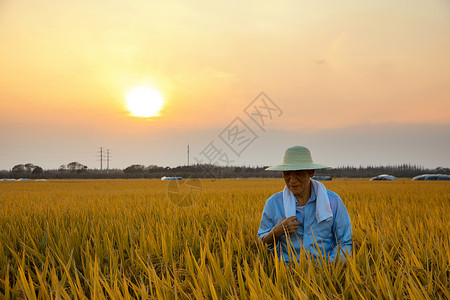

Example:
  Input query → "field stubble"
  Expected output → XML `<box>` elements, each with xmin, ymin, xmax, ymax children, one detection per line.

<box><xmin>0</xmin><ymin>179</ymin><xmax>449</xmax><ymax>299</ymax></box>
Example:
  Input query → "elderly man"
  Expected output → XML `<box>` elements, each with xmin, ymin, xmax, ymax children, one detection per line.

<box><xmin>257</xmin><ymin>146</ymin><xmax>352</xmax><ymax>262</ymax></box>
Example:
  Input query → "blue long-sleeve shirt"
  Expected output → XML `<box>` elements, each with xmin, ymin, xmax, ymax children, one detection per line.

<box><xmin>257</xmin><ymin>189</ymin><xmax>352</xmax><ymax>262</ymax></box>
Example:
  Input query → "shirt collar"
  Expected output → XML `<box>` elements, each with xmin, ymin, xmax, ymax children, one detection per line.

<box><xmin>296</xmin><ymin>186</ymin><xmax>316</xmax><ymax>206</ymax></box>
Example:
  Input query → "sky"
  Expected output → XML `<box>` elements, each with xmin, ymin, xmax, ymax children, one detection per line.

<box><xmin>1</xmin><ymin>0</ymin><xmax>449</xmax><ymax>170</ymax></box>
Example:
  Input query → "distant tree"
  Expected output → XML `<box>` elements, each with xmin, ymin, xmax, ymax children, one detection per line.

<box><xmin>32</xmin><ymin>166</ymin><xmax>44</xmax><ymax>175</ymax></box>
<box><xmin>58</xmin><ymin>165</ymin><xmax>67</xmax><ymax>172</ymax></box>
<box><xmin>124</xmin><ymin>164</ymin><xmax>146</xmax><ymax>173</ymax></box>
<box><xmin>67</xmin><ymin>162</ymin><xmax>88</xmax><ymax>173</ymax></box>
<box><xmin>24</xmin><ymin>163</ymin><xmax>36</xmax><ymax>173</ymax></box>
<box><xmin>147</xmin><ymin>165</ymin><xmax>164</xmax><ymax>173</ymax></box>
<box><xmin>11</xmin><ymin>163</ymin><xmax>43</xmax><ymax>177</ymax></box>
<box><xmin>436</xmin><ymin>167</ymin><xmax>450</xmax><ymax>174</ymax></box>
<box><xmin>12</xmin><ymin>164</ymin><xmax>26</xmax><ymax>173</ymax></box>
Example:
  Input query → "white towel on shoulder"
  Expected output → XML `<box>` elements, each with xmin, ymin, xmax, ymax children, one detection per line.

<box><xmin>283</xmin><ymin>179</ymin><xmax>333</xmax><ymax>223</ymax></box>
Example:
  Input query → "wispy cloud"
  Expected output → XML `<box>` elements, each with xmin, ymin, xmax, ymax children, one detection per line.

<box><xmin>315</xmin><ymin>59</ymin><xmax>327</xmax><ymax>65</ymax></box>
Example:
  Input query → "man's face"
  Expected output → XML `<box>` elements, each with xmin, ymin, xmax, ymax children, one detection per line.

<box><xmin>282</xmin><ymin>170</ymin><xmax>315</xmax><ymax>196</ymax></box>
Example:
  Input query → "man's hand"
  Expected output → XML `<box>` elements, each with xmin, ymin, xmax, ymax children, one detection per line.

<box><xmin>273</xmin><ymin>216</ymin><xmax>299</xmax><ymax>237</ymax></box>
<box><xmin>261</xmin><ymin>216</ymin><xmax>299</xmax><ymax>248</ymax></box>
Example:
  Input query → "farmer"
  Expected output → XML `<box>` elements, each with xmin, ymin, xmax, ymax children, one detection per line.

<box><xmin>257</xmin><ymin>146</ymin><xmax>352</xmax><ymax>262</ymax></box>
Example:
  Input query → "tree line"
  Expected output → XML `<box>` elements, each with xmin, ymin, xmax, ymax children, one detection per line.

<box><xmin>1</xmin><ymin>162</ymin><xmax>448</xmax><ymax>179</ymax></box>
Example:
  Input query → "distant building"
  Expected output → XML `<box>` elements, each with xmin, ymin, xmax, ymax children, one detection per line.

<box><xmin>412</xmin><ymin>174</ymin><xmax>450</xmax><ymax>181</ymax></box>
<box><xmin>312</xmin><ymin>176</ymin><xmax>332</xmax><ymax>181</ymax></box>
<box><xmin>370</xmin><ymin>174</ymin><xmax>396</xmax><ymax>181</ymax></box>
<box><xmin>161</xmin><ymin>176</ymin><xmax>183</xmax><ymax>181</ymax></box>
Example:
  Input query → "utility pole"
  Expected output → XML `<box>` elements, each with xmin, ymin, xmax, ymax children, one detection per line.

<box><xmin>106</xmin><ymin>149</ymin><xmax>110</xmax><ymax>173</ymax></box>
<box><xmin>187</xmin><ymin>144</ymin><xmax>190</xmax><ymax>166</ymax></box>
<box><xmin>99</xmin><ymin>147</ymin><xmax>103</xmax><ymax>172</ymax></box>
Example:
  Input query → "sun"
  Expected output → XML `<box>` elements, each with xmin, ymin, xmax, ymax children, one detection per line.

<box><xmin>125</xmin><ymin>86</ymin><xmax>164</xmax><ymax>117</ymax></box>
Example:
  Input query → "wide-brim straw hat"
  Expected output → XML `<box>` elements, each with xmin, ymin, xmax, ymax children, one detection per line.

<box><xmin>266</xmin><ymin>146</ymin><xmax>329</xmax><ymax>171</ymax></box>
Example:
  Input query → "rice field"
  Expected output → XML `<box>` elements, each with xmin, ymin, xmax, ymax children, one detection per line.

<box><xmin>0</xmin><ymin>178</ymin><xmax>449</xmax><ymax>299</ymax></box>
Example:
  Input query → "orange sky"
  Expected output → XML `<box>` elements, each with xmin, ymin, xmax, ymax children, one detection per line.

<box><xmin>1</xmin><ymin>0</ymin><xmax>449</xmax><ymax>169</ymax></box>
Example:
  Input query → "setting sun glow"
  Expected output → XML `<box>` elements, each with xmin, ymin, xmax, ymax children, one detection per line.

<box><xmin>125</xmin><ymin>87</ymin><xmax>164</xmax><ymax>117</ymax></box>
